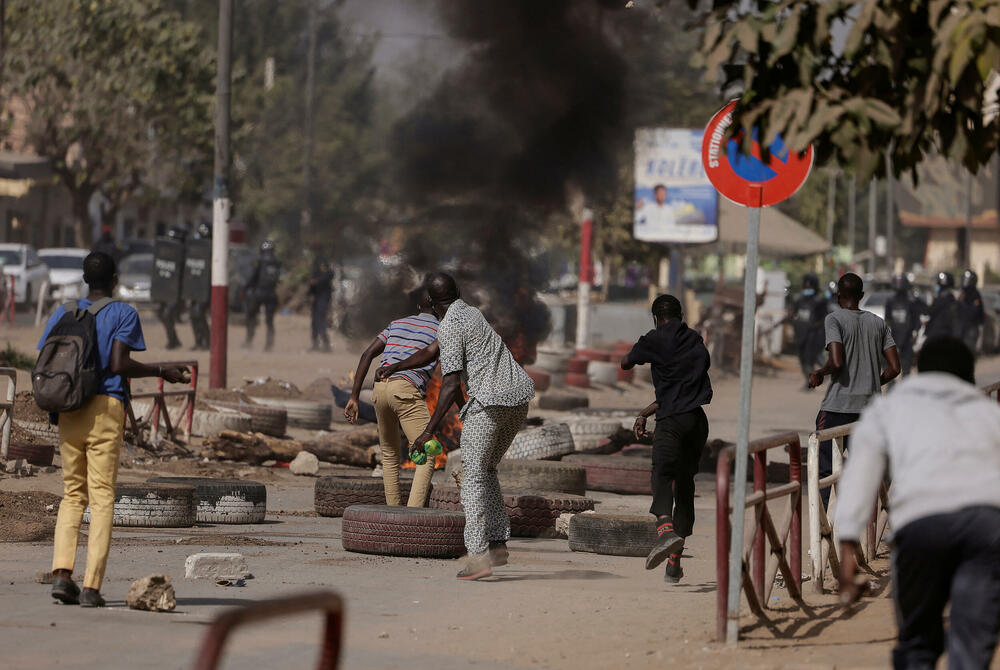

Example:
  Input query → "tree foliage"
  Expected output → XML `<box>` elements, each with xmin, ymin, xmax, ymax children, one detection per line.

<box><xmin>1</xmin><ymin>0</ymin><xmax>214</xmax><ymax>246</ymax></box>
<box><xmin>690</xmin><ymin>0</ymin><xmax>1000</xmax><ymax>178</ymax></box>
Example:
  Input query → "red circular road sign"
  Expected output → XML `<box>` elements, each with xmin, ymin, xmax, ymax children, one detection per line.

<box><xmin>701</xmin><ymin>99</ymin><xmax>813</xmax><ymax>208</ymax></box>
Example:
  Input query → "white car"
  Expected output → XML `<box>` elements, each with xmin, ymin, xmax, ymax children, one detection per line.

<box><xmin>39</xmin><ymin>248</ymin><xmax>89</xmax><ymax>302</ymax></box>
<box><xmin>114</xmin><ymin>253</ymin><xmax>153</xmax><ymax>303</ymax></box>
<box><xmin>0</xmin><ymin>243</ymin><xmax>50</xmax><ymax>307</ymax></box>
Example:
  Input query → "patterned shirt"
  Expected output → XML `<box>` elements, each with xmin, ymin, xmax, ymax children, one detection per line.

<box><xmin>437</xmin><ymin>299</ymin><xmax>534</xmax><ymax>415</ymax></box>
<box><xmin>378</xmin><ymin>312</ymin><xmax>439</xmax><ymax>395</ymax></box>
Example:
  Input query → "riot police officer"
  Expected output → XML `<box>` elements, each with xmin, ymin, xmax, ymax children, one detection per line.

<box><xmin>884</xmin><ymin>274</ymin><xmax>924</xmax><ymax>375</ymax></box>
<box><xmin>308</xmin><ymin>257</ymin><xmax>334</xmax><ymax>352</ymax></box>
<box><xmin>185</xmin><ymin>222</ymin><xmax>212</xmax><ymax>351</ymax></box>
<box><xmin>790</xmin><ymin>273</ymin><xmax>828</xmax><ymax>388</ymax></box>
<box><xmin>925</xmin><ymin>271</ymin><xmax>963</xmax><ymax>341</ymax></box>
<box><xmin>152</xmin><ymin>226</ymin><xmax>186</xmax><ymax>350</ymax></box>
<box><xmin>244</xmin><ymin>239</ymin><xmax>281</xmax><ymax>351</ymax></box>
<box><xmin>959</xmin><ymin>269</ymin><xmax>985</xmax><ymax>354</ymax></box>
<box><xmin>825</xmin><ymin>280</ymin><xmax>840</xmax><ymax>313</ymax></box>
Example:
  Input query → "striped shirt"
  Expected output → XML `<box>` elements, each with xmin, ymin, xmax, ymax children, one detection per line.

<box><xmin>378</xmin><ymin>312</ymin><xmax>439</xmax><ymax>394</ymax></box>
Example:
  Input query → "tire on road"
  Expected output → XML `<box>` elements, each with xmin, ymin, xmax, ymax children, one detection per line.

<box><xmin>568</xmin><ymin>513</ymin><xmax>658</xmax><ymax>556</ymax></box>
<box><xmin>16</xmin><ymin>420</ymin><xmax>59</xmax><ymax>442</ymax></box>
<box><xmin>587</xmin><ymin>361</ymin><xmax>620</xmax><ymax>386</ymax></box>
<box><xmin>7</xmin><ymin>442</ymin><xmax>55</xmax><ymax>467</ymax></box>
<box><xmin>534</xmin><ymin>349</ymin><xmax>572</xmax><ymax>373</ymax></box>
<box><xmin>251</xmin><ymin>397</ymin><xmax>331</xmax><ymax>430</ymax></box>
<box><xmin>562</xmin><ymin>454</ymin><xmax>653</xmax><ymax>494</ymax></box>
<box><xmin>537</xmin><ymin>393</ymin><xmax>589</xmax><ymax>411</ymax></box>
<box><xmin>566</xmin><ymin>357</ymin><xmax>590</xmax><ymax>374</ymax></box>
<box><xmin>620</xmin><ymin>444</ymin><xmax>653</xmax><ymax>458</ymax></box>
<box><xmin>83</xmin><ymin>482</ymin><xmax>196</xmax><ymax>528</ymax></box>
<box><xmin>314</xmin><ymin>476</ymin><xmax>428</xmax><ymax>517</ymax></box>
<box><xmin>497</xmin><ymin>459</ymin><xmax>587</xmax><ymax>496</ymax></box>
<box><xmin>505</xmin><ymin>423</ymin><xmax>575</xmax><ymax>460</ymax></box>
<box><xmin>564</xmin><ymin>372</ymin><xmax>590</xmax><ymax>388</ymax></box>
<box><xmin>341</xmin><ymin>505</ymin><xmax>466</xmax><ymax>558</ymax></box>
<box><xmin>203</xmin><ymin>401</ymin><xmax>288</xmax><ymax>437</ymax></box>
<box><xmin>147</xmin><ymin>476</ymin><xmax>266</xmax><ymax>524</ymax></box>
<box><xmin>524</xmin><ymin>367</ymin><xmax>551</xmax><ymax>392</ymax></box>
<box><xmin>429</xmin><ymin>485</ymin><xmax>595</xmax><ymax>537</ymax></box>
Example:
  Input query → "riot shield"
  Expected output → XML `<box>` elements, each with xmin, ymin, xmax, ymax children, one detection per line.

<box><xmin>183</xmin><ymin>237</ymin><xmax>211</xmax><ymax>303</ymax></box>
<box><xmin>151</xmin><ymin>238</ymin><xmax>184</xmax><ymax>304</ymax></box>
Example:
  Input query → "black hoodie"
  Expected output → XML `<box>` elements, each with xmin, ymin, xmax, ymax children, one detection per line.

<box><xmin>627</xmin><ymin>320</ymin><xmax>713</xmax><ymax>419</ymax></box>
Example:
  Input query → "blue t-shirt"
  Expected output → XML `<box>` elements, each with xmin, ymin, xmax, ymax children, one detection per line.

<box><xmin>37</xmin><ymin>298</ymin><xmax>146</xmax><ymax>403</ymax></box>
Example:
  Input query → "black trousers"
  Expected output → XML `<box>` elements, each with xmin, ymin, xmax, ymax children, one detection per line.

<box><xmin>649</xmin><ymin>407</ymin><xmax>709</xmax><ymax>537</ymax></box>
<box><xmin>246</xmin><ymin>294</ymin><xmax>277</xmax><ymax>346</ymax></box>
<box><xmin>311</xmin><ymin>295</ymin><xmax>330</xmax><ymax>346</ymax></box>
<box><xmin>189</xmin><ymin>300</ymin><xmax>210</xmax><ymax>349</ymax></box>
<box><xmin>796</xmin><ymin>331</ymin><xmax>824</xmax><ymax>379</ymax></box>
<box><xmin>157</xmin><ymin>302</ymin><xmax>182</xmax><ymax>348</ymax></box>
<box><xmin>890</xmin><ymin>506</ymin><xmax>1000</xmax><ymax>670</ymax></box>
<box><xmin>815</xmin><ymin>410</ymin><xmax>860</xmax><ymax>508</ymax></box>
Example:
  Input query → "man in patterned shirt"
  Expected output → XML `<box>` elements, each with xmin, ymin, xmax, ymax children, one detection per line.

<box><xmin>385</xmin><ymin>273</ymin><xmax>534</xmax><ymax>580</ymax></box>
<box><xmin>345</xmin><ymin>288</ymin><xmax>438</xmax><ymax>507</ymax></box>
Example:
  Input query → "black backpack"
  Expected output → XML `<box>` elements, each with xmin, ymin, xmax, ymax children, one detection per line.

<box><xmin>32</xmin><ymin>298</ymin><xmax>115</xmax><ymax>413</ymax></box>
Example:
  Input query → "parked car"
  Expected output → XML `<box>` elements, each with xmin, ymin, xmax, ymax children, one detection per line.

<box><xmin>115</xmin><ymin>253</ymin><xmax>153</xmax><ymax>304</ymax></box>
<box><xmin>859</xmin><ymin>289</ymin><xmax>892</xmax><ymax>321</ymax></box>
<box><xmin>0</xmin><ymin>243</ymin><xmax>50</xmax><ymax>307</ymax></box>
<box><xmin>39</xmin><ymin>248</ymin><xmax>89</xmax><ymax>302</ymax></box>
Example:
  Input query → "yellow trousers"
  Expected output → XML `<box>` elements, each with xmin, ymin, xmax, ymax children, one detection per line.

<box><xmin>52</xmin><ymin>394</ymin><xmax>124</xmax><ymax>590</ymax></box>
<box><xmin>372</xmin><ymin>378</ymin><xmax>433</xmax><ymax>506</ymax></box>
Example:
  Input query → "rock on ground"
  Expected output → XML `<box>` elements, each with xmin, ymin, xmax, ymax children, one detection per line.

<box><xmin>185</xmin><ymin>553</ymin><xmax>250</xmax><ymax>580</ymax></box>
<box><xmin>289</xmin><ymin>451</ymin><xmax>319</xmax><ymax>476</ymax></box>
<box><xmin>126</xmin><ymin>574</ymin><xmax>176</xmax><ymax>612</ymax></box>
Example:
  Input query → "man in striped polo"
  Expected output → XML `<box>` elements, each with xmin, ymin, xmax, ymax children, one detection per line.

<box><xmin>345</xmin><ymin>288</ymin><xmax>438</xmax><ymax>506</ymax></box>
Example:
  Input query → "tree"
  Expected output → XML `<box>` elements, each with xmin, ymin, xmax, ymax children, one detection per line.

<box><xmin>1</xmin><ymin>0</ymin><xmax>214</xmax><ymax>246</ymax></box>
<box><xmin>689</xmin><ymin>0</ymin><xmax>1000</xmax><ymax>178</ymax></box>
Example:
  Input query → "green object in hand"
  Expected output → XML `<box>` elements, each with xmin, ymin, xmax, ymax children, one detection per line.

<box><xmin>424</xmin><ymin>439</ymin><xmax>443</xmax><ymax>457</ymax></box>
<box><xmin>409</xmin><ymin>449</ymin><xmax>428</xmax><ymax>466</ymax></box>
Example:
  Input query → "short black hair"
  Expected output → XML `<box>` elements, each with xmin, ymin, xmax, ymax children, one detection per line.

<box><xmin>427</xmin><ymin>272</ymin><xmax>459</xmax><ymax>303</ymax></box>
<box><xmin>653</xmin><ymin>184</ymin><xmax>666</xmax><ymax>193</ymax></box>
<box><xmin>83</xmin><ymin>252</ymin><xmax>116</xmax><ymax>287</ymax></box>
<box><xmin>837</xmin><ymin>272</ymin><xmax>864</xmax><ymax>300</ymax></box>
<box><xmin>651</xmin><ymin>294</ymin><xmax>682</xmax><ymax>321</ymax></box>
<box><xmin>917</xmin><ymin>337</ymin><xmax>975</xmax><ymax>384</ymax></box>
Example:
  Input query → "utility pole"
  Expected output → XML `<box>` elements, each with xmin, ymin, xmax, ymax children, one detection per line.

<box><xmin>1</xmin><ymin>0</ymin><xmax>6</xmax><ymax>91</ymax></box>
<box><xmin>826</xmin><ymin>170</ymin><xmax>836</xmax><ymax>246</ymax></box>
<box><xmin>885</xmin><ymin>154</ymin><xmax>894</xmax><ymax>271</ymax></box>
<box><xmin>575</xmin><ymin>209</ymin><xmax>594</xmax><ymax>351</ymax></box>
<box><xmin>300</xmin><ymin>0</ymin><xmax>317</xmax><ymax>234</ymax></box>
<box><xmin>868</xmin><ymin>178</ymin><xmax>877</xmax><ymax>275</ymax></box>
<box><xmin>847</xmin><ymin>174</ymin><xmax>856</xmax><ymax>263</ymax></box>
<box><xmin>210</xmin><ymin>0</ymin><xmax>233</xmax><ymax>389</ymax></box>
<box><xmin>965</xmin><ymin>171</ymin><xmax>973</xmax><ymax>269</ymax></box>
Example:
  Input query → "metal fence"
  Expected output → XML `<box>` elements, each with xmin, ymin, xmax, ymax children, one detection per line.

<box><xmin>128</xmin><ymin>360</ymin><xmax>199</xmax><ymax>442</ymax></box>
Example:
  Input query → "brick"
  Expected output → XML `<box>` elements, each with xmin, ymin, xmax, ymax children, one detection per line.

<box><xmin>184</xmin><ymin>553</ymin><xmax>250</xmax><ymax>580</ymax></box>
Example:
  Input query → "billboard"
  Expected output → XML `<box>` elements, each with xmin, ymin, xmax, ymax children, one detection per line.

<box><xmin>634</xmin><ymin>128</ymin><xmax>718</xmax><ymax>243</ymax></box>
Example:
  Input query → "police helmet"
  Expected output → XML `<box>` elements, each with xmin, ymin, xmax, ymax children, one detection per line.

<box><xmin>891</xmin><ymin>273</ymin><xmax>909</xmax><ymax>293</ymax></box>
<box><xmin>260</xmin><ymin>239</ymin><xmax>276</xmax><ymax>254</ymax></box>
<box><xmin>936</xmin><ymin>271</ymin><xmax>955</xmax><ymax>289</ymax></box>
<box><xmin>827</xmin><ymin>280</ymin><xmax>837</xmax><ymax>295</ymax></box>
<box><xmin>166</xmin><ymin>225</ymin><xmax>187</xmax><ymax>241</ymax></box>
<box><xmin>962</xmin><ymin>269</ymin><xmax>978</xmax><ymax>289</ymax></box>
<box><xmin>802</xmin><ymin>273</ymin><xmax>819</xmax><ymax>291</ymax></box>
<box><xmin>195</xmin><ymin>222</ymin><xmax>211</xmax><ymax>239</ymax></box>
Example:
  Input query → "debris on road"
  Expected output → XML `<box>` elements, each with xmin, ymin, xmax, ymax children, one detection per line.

<box><xmin>126</xmin><ymin>574</ymin><xmax>176</xmax><ymax>612</ymax></box>
<box><xmin>0</xmin><ymin>490</ymin><xmax>61</xmax><ymax>541</ymax></box>
<box><xmin>289</xmin><ymin>451</ymin><xmax>319</xmax><ymax>476</ymax></box>
<box><xmin>184</xmin><ymin>552</ymin><xmax>250</xmax><ymax>580</ymax></box>
<box><xmin>203</xmin><ymin>429</ymin><xmax>376</xmax><ymax>468</ymax></box>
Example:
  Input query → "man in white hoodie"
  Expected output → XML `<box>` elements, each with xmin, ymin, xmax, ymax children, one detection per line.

<box><xmin>836</xmin><ymin>337</ymin><xmax>1000</xmax><ymax>670</ymax></box>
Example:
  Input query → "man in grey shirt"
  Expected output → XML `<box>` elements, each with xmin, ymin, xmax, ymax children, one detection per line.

<box><xmin>808</xmin><ymin>273</ymin><xmax>900</xmax><ymax>504</ymax></box>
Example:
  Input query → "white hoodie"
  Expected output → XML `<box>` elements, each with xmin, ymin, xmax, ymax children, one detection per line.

<box><xmin>836</xmin><ymin>372</ymin><xmax>1000</xmax><ymax>541</ymax></box>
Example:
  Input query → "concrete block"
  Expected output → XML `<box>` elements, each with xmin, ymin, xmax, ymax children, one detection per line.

<box><xmin>184</xmin><ymin>553</ymin><xmax>249</xmax><ymax>580</ymax></box>
<box><xmin>289</xmin><ymin>451</ymin><xmax>319</xmax><ymax>476</ymax></box>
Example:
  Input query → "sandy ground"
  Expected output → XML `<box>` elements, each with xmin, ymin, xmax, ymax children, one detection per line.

<box><xmin>2</xmin><ymin>310</ymin><xmax>999</xmax><ymax>669</ymax></box>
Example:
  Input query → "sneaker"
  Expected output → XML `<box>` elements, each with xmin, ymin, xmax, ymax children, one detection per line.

<box><xmin>488</xmin><ymin>541</ymin><xmax>509</xmax><ymax>567</ymax></box>
<box><xmin>645</xmin><ymin>530</ymin><xmax>684</xmax><ymax>570</ymax></box>
<box><xmin>664</xmin><ymin>554</ymin><xmax>683</xmax><ymax>583</ymax></box>
<box><xmin>51</xmin><ymin>575</ymin><xmax>80</xmax><ymax>605</ymax></box>
<box><xmin>456</xmin><ymin>552</ymin><xmax>493</xmax><ymax>581</ymax></box>
<box><xmin>79</xmin><ymin>588</ymin><xmax>105</xmax><ymax>608</ymax></box>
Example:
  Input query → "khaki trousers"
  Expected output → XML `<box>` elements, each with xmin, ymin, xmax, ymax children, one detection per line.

<box><xmin>51</xmin><ymin>395</ymin><xmax>124</xmax><ymax>590</ymax></box>
<box><xmin>372</xmin><ymin>378</ymin><xmax>433</xmax><ymax>506</ymax></box>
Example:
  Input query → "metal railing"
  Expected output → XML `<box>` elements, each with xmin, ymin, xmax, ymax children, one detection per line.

<box><xmin>716</xmin><ymin>431</ymin><xmax>803</xmax><ymax>642</ymax></box>
<box><xmin>128</xmin><ymin>360</ymin><xmax>198</xmax><ymax>442</ymax></box>
<box><xmin>0</xmin><ymin>276</ymin><xmax>15</xmax><ymax>325</ymax></box>
<box><xmin>193</xmin><ymin>591</ymin><xmax>343</xmax><ymax>670</ymax></box>
<box><xmin>0</xmin><ymin>368</ymin><xmax>15</xmax><ymax>460</ymax></box>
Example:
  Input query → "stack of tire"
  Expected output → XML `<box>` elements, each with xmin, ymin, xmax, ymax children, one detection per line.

<box><xmin>572</xmin><ymin>406</ymin><xmax>656</xmax><ymax>433</ymax></box>
<box><xmin>611</xmin><ymin>342</ymin><xmax>635</xmax><ymax>383</ymax></box>
<box><xmin>532</xmin><ymin>348</ymin><xmax>573</xmax><ymax>389</ymax></box>
<box><xmin>203</xmin><ymin>401</ymin><xmax>287</xmax><ymax>437</ymax></box>
<box><xmin>148</xmin><ymin>476</ymin><xmax>267</xmax><ymax>524</ymax></box>
<box><xmin>314</xmin><ymin>475</ymin><xmax>431</xmax><ymax>517</ymax></box>
<box><xmin>446</xmin><ymin>452</ymin><xmax>587</xmax><ymax>497</ymax></box>
<box><xmin>83</xmin><ymin>482</ymin><xmax>197</xmax><ymax>528</ymax></box>
<box><xmin>130</xmin><ymin>399</ymin><xmax>255</xmax><ymax>437</ymax></box>
<box><xmin>576</xmin><ymin>348</ymin><xmax>619</xmax><ymax>387</ymax></box>
<box><xmin>6</xmin><ymin>442</ymin><xmax>55</xmax><ymax>466</ymax></box>
<box><xmin>341</xmin><ymin>505</ymin><xmax>467</xmax><ymax>558</ymax></box>
<box><xmin>250</xmin><ymin>397</ymin><xmax>331</xmax><ymax>431</ymax></box>
<box><xmin>504</xmin><ymin>423</ymin><xmax>575</xmax><ymax>460</ymax></box>
<box><xmin>568</xmin><ymin>513</ymin><xmax>659</xmax><ymax>556</ymax></box>
<box><xmin>563</xmin><ymin>418</ymin><xmax>623</xmax><ymax>452</ymax></box>
<box><xmin>562</xmin><ymin>453</ymin><xmax>653</xmax><ymax>495</ymax></box>
<box><xmin>564</xmin><ymin>356</ymin><xmax>590</xmax><ymax>389</ymax></box>
<box><xmin>429</xmin><ymin>485</ymin><xmax>595</xmax><ymax>537</ymax></box>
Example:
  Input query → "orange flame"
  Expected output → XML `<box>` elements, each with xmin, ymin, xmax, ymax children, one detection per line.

<box><xmin>402</xmin><ymin>368</ymin><xmax>461</xmax><ymax>470</ymax></box>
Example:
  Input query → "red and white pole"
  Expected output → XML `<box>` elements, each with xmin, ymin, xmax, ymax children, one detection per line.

<box><xmin>209</xmin><ymin>0</ymin><xmax>232</xmax><ymax>389</ymax></box>
<box><xmin>575</xmin><ymin>208</ymin><xmax>594</xmax><ymax>351</ymax></box>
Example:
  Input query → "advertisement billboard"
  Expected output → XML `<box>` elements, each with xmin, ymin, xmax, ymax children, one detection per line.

<box><xmin>634</xmin><ymin>128</ymin><xmax>718</xmax><ymax>243</ymax></box>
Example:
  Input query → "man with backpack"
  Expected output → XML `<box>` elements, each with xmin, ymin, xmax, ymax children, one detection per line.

<box><xmin>34</xmin><ymin>252</ymin><xmax>189</xmax><ymax>608</ymax></box>
<box><xmin>244</xmin><ymin>239</ymin><xmax>282</xmax><ymax>351</ymax></box>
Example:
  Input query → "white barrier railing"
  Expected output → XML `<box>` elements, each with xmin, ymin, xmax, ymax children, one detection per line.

<box><xmin>0</xmin><ymin>367</ymin><xmax>17</xmax><ymax>460</ymax></box>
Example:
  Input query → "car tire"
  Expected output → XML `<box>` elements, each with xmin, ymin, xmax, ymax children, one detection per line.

<box><xmin>505</xmin><ymin>423</ymin><xmax>575</xmax><ymax>460</ymax></box>
<box><xmin>83</xmin><ymin>482</ymin><xmax>196</xmax><ymax>528</ymax></box>
<box><xmin>497</xmin><ymin>460</ymin><xmax>587</xmax><ymax>495</ymax></box>
<box><xmin>537</xmin><ymin>393</ymin><xmax>589</xmax><ymax>411</ymax></box>
<box><xmin>587</xmin><ymin>361</ymin><xmax>620</xmax><ymax>386</ymax></box>
<box><xmin>147</xmin><ymin>476</ymin><xmax>267</xmax><ymax>524</ymax></box>
<box><xmin>429</xmin><ymin>485</ymin><xmax>595</xmax><ymax>537</ymax></box>
<box><xmin>562</xmin><ymin>454</ymin><xmax>653</xmax><ymax>494</ymax></box>
<box><xmin>6</xmin><ymin>442</ymin><xmax>55</xmax><ymax>467</ymax></box>
<box><xmin>251</xmin><ymin>397</ymin><xmax>332</xmax><ymax>430</ymax></box>
<box><xmin>568</xmin><ymin>513</ymin><xmax>659</xmax><ymax>557</ymax></box>
<box><xmin>314</xmin><ymin>475</ymin><xmax>428</xmax><ymax>517</ymax></box>
<box><xmin>341</xmin><ymin>505</ymin><xmax>466</xmax><ymax>558</ymax></box>
<box><xmin>204</xmin><ymin>401</ymin><xmax>288</xmax><ymax>437</ymax></box>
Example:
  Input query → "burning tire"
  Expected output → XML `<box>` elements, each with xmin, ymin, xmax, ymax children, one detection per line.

<box><xmin>203</xmin><ymin>401</ymin><xmax>288</xmax><ymax>437</ymax></box>
<box><xmin>562</xmin><ymin>454</ymin><xmax>653</xmax><ymax>495</ymax></box>
<box><xmin>341</xmin><ymin>505</ymin><xmax>466</xmax><ymax>558</ymax></box>
<box><xmin>568</xmin><ymin>513</ymin><xmax>658</xmax><ymax>557</ymax></box>
<box><xmin>314</xmin><ymin>476</ymin><xmax>429</xmax><ymax>517</ymax></box>
<box><xmin>498</xmin><ymin>460</ymin><xmax>587</xmax><ymax>496</ymax></box>
<box><xmin>505</xmin><ymin>423</ymin><xmax>575</xmax><ymax>460</ymax></box>
<box><xmin>429</xmin><ymin>485</ymin><xmax>595</xmax><ymax>537</ymax></box>
<box><xmin>564</xmin><ymin>372</ymin><xmax>590</xmax><ymax>388</ymax></box>
<box><xmin>251</xmin><ymin>397</ymin><xmax>331</xmax><ymax>430</ymax></box>
<box><xmin>524</xmin><ymin>367</ymin><xmax>551</xmax><ymax>392</ymax></box>
<box><xmin>587</xmin><ymin>361</ymin><xmax>620</xmax><ymax>386</ymax></box>
<box><xmin>566</xmin><ymin>357</ymin><xmax>589</xmax><ymax>374</ymax></box>
<box><xmin>537</xmin><ymin>393</ymin><xmax>589</xmax><ymax>411</ymax></box>
<box><xmin>7</xmin><ymin>442</ymin><xmax>55</xmax><ymax>467</ymax></box>
<box><xmin>147</xmin><ymin>477</ymin><xmax>266</xmax><ymax>524</ymax></box>
<box><xmin>83</xmin><ymin>483</ymin><xmax>196</xmax><ymax>528</ymax></box>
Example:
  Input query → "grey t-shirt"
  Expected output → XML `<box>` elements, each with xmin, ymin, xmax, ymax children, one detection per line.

<box><xmin>820</xmin><ymin>308</ymin><xmax>895</xmax><ymax>413</ymax></box>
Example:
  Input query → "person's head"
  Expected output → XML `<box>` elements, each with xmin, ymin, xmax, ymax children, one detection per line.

<box><xmin>891</xmin><ymin>273</ymin><xmax>909</xmax><ymax>294</ymax></box>
<box><xmin>166</xmin><ymin>225</ymin><xmax>186</xmax><ymax>242</ymax></box>
<box><xmin>426</xmin><ymin>272</ymin><xmax>460</xmax><ymax>319</ymax></box>
<box><xmin>650</xmin><ymin>293</ymin><xmax>682</xmax><ymax>326</ymax></box>
<box><xmin>917</xmin><ymin>337</ymin><xmax>975</xmax><ymax>385</ymax></box>
<box><xmin>82</xmin><ymin>252</ymin><xmax>117</xmax><ymax>293</ymax></box>
<box><xmin>409</xmin><ymin>286</ymin><xmax>434</xmax><ymax>314</ymax></box>
<box><xmin>802</xmin><ymin>273</ymin><xmax>819</xmax><ymax>295</ymax></box>
<box><xmin>653</xmin><ymin>184</ymin><xmax>667</xmax><ymax>205</ymax></box>
<box><xmin>962</xmin><ymin>269</ymin><xmax>978</xmax><ymax>289</ymax></box>
<box><xmin>195</xmin><ymin>222</ymin><xmax>211</xmax><ymax>239</ymax></box>
<box><xmin>826</xmin><ymin>280</ymin><xmax>837</xmax><ymax>299</ymax></box>
<box><xmin>935</xmin><ymin>271</ymin><xmax>955</xmax><ymax>293</ymax></box>
<box><xmin>836</xmin><ymin>272</ymin><xmax>864</xmax><ymax>307</ymax></box>
<box><xmin>260</xmin><ymin>239</ymin><xmax>276</xmax><ymax>256</ymax></box>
